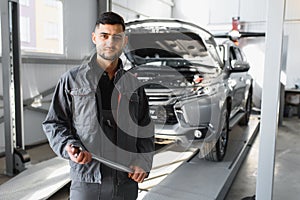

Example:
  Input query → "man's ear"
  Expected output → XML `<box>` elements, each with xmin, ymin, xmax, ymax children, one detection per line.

<box><xmin>123</xmin><ymin>35</ymin><xmax>128</xmax><ymax>47</ymax></box>
<box><xmin>91</xmin><ymin>32</ymin><xmax>97</xmax><ymax>44</ymax></box>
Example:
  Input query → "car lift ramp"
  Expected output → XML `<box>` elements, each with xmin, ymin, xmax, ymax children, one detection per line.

<box><xmin>141</xmin><ymin>116</ymin><xmax>260</xmax><ymax>200</ymax></box>
<box><xmin>0</xmin><ymin>116</ymin><xmax>259</xmax><ymax>200</ymax></box>
<box><xmin>0</xmin><ymin>157</ymin><xmax>70</xmax><ymax>200</ymax></box>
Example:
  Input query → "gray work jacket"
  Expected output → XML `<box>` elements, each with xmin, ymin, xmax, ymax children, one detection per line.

<box><xmin>42</xmin><ymin>54</ymin><xmax>154</xmax><ymax>183</ymax></box>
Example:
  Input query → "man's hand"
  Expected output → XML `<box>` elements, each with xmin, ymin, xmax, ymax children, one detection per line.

<box><xmin>128</xmin><ymin>166</ymin><xmax>147</xmax><ymax>183</ymax></box>
<box><xmin>65</xmin><ymin>144</ymin><xmax>92</xmax><ymax>164</ymax></box>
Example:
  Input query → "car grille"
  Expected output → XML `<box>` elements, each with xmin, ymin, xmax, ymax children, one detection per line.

<box><xmin>147</xmin><ymin>93</ymin><xmax>177</xmax><ymax>103</ymax></box>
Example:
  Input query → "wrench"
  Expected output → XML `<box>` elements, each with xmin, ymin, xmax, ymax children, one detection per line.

<box><xmin>71</xmin><ymin>145</ymin><xmax>133</xmax><ymax>173</ymax></box>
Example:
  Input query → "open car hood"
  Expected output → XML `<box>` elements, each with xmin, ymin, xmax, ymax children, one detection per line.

<box><xmin>124</xmin><ymin>19</ymin><xmax>222</xmax><ymax>67</ymax></box>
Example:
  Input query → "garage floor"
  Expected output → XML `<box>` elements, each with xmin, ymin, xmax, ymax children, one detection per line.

<box><xmin>225</xmin><ymin>116</ymin><xmax>300</xmax><ymax>200</ymax></box>
<box><xmin>0</xmin><ymin>116</ymin><xmax>299</xmax><ymax>200</ymax></box>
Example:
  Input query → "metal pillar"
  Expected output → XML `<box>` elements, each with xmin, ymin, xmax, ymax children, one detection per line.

<box><xmin>256</xmin><ymin>0</ymin><xmax>286</xmax><ymax>199</ymax></box>
<box><xmin>11</xmin><ymin>0</ymin><xmax>25</xmax><ymax>151</ymax></box>
<box><xmin>1</xmin><ymin>0</ymin><xmax>28</xmax><ymax>176</ymax></box>
<box><xmin>278</xmin><ymin>36</ymin><xmax>289</xmax><ymax>126</ymax></box>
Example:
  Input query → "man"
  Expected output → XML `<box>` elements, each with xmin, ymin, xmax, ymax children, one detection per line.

<box><xmin>42</xmin><ymin>12</ymin><xmax>154</xmax><ymax>200</ymax></box>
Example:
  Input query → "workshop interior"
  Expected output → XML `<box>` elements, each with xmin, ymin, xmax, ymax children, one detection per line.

<box><xmin>1</xmin><ymin>0</ymin><xmax>300</xmax><ymax>199</ymax></box>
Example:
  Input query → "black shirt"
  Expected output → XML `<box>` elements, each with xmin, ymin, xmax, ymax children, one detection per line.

<box><xmin>98</xmin><ymin>71</ymin><xmax>117</xmax><ymax>110</ymax></box>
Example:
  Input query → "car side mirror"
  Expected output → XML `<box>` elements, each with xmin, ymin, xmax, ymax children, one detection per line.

<box><xmin>230</xmin><ymin>60</ymin><xmax>250</xmax><ymax>72</ymax></box>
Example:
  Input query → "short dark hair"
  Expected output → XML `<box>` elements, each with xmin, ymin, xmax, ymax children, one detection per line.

<box><xmin>95</xmin><ymin>12</ymin><xmax>125</xmax><ymax>31</ymax></box>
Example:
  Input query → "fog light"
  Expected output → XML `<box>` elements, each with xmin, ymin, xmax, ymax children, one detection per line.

<box><xmin>194</xmin><ymin>130</ymin><xmax>202</xmax><ymax>138</ymax></box>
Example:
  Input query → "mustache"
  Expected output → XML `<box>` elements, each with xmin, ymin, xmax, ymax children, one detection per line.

<box><xmin>103</xmin><ymin>46</ymin><xmax>116</xmax><ymax>51</ymax></box>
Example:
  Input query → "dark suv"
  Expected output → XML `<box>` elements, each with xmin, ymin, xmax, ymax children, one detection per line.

<box><xmin>124</xmin><ymin>19</ymin><xmax>253</xmax><ymax>161</ymax></box>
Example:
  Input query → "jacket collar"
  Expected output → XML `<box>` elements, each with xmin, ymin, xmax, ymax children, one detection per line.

<box><xmin>88</xmin><ymin>53</ymin><xmax>127</xmax><ymax>91</ymax></box>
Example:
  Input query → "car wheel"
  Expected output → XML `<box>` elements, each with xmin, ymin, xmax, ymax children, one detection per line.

<box><xmin>203</xmin><ymin>107</ymin><xmax>229</xmax><ymax>162</ymax></box>
<box><xmin>239</xmin><ymin>92</ymin><xmax>252</xmax><ymax>126</ymax></box>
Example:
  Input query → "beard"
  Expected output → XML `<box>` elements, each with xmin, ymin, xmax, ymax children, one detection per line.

<box><xmin>96</xmin><ymin>46</ymin><xmax>122</xmax><ymax>61</ymax></box>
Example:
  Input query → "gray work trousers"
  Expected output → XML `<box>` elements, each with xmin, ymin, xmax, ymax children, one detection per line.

<box><xmin>69</xmin><ymin>179</ymin><xmax>138</xmax><ymax>200</ymax></box>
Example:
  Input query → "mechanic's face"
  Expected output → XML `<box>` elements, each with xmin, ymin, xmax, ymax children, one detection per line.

<box><xmin>92</xmin><ymin>24</ymin><xmax>127</xmax><ymax>61</ymax></box>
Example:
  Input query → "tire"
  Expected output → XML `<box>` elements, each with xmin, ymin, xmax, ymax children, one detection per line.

<box><xmin>203</xmin><ymin>107</ymin><xmax>229</xmax><ymax>162</ymax></box>
<box><xmin>239</xmin><ymin>92</ymin><xmax>252</xmax><ymax>126</ymax></box>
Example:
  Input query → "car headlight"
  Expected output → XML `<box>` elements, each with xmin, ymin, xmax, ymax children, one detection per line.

<box><xmin>149</xmin><ymin>105</ymin><xmax>177</xmax><ymax>124</ymax></box>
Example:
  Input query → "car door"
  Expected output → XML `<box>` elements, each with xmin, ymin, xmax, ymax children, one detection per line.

<box><xmin>228</xmin><ymin>46</ymin><xmax>249</xmax><ymax>114</ymax></box>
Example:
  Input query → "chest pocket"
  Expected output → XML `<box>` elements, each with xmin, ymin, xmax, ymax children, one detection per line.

<box><xmin>70</xmin><ymin>87</ymin><xmax>97</xmax><ymax>132</ymax></box>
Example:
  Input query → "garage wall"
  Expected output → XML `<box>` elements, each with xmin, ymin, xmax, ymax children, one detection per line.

<box><xmin>112</xmin><ymin>0</ymin><xmax>173</xmax><ymax>21</ymax></box>
<box><xmin>284</xmin><ymin>0</ymin><xmax>300</xmax><ymax>88</ymax></box>
<box><xmin>171</xmin><ymin>0</ymin><xmax>210</xmax><ymax>27</ymax></box>
<box><xmin>173</xmin><ymin>0</ymin><xmax>267</xmax><ymax>26</ymax></box>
